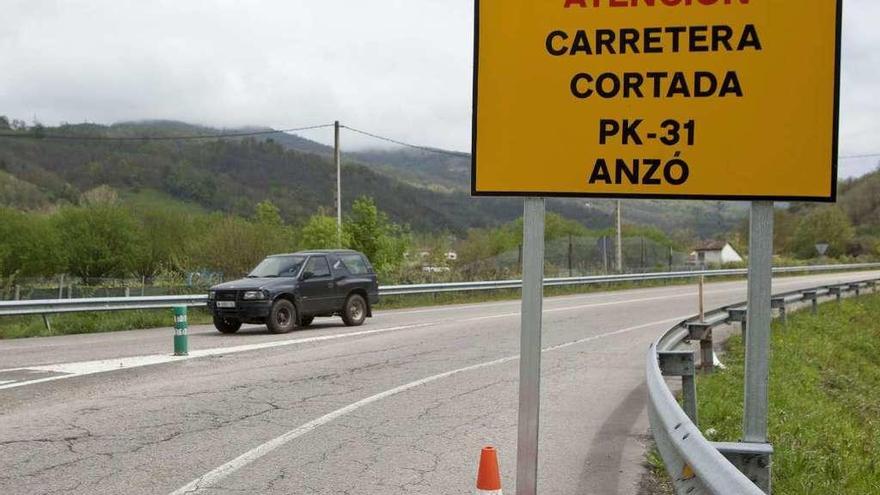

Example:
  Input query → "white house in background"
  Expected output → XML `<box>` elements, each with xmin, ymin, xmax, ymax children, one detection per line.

<box><xmin>690</xmin><ymin>241</ymin><xmax>744</xmax><ymax>266</ymax></box>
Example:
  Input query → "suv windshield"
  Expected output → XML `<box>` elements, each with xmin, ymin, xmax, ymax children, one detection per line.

<box><xmin>247</xmin><ymin>256</ymin><xmax>306</xmax><ymax>278</ymax></box>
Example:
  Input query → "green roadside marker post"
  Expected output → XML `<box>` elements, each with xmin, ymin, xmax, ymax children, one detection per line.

<box><xmin>173</xmin><ymin>306</ymin><xmax>189</xmax><ymax>356</ymax></box>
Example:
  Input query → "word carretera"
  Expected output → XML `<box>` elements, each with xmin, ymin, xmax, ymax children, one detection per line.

<box><xmin>546</xmin><ymin>24</ymin><xmax>762</xmax><ymax>100</ymax></box>
<box><xmin>546</xmin><ymin>25</ymin><xmax>762</xmax><ymax>56</ymax></box>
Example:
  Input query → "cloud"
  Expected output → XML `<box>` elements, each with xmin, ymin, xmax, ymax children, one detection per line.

<box><xmin>0</xmin><ymin>0</ymin><xmax>473</xmax><ymax>151</ymax></box>
<box><xmin>0</xmin><ymin>1</ymin><xmax>877</xmax><ymax>176</ymax></box>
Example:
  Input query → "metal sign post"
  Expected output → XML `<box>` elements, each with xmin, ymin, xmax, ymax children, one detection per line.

<box><xmin>743</xmin><ymin>201</ymin><xmax>774</xmax><ymax>491</ymax></box>
<box><xmin>516</xmin><ymin>198</ymin><xmax>545</xmax><ymax>495</ymax></box>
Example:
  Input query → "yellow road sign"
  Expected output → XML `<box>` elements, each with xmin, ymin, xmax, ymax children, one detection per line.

<box><xmin>472</xmin><ymin>0</ymin><xmax>842</xmax><ymax>201</ymax></box>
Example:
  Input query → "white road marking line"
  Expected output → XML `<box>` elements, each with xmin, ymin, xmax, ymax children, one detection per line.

<box><xmin>382</xmin><ymin>285</ymin><xmax>694</xmax><ymax>316</ymax></box>
<box><xmin>0</xmin><ymin>380</ymin><xmax>15</xmax><ymax>386</ymax></box>
<box><xmin>169</xmin><ymin>314</ymin><xmax>689</xmax><ymax>494</ymax></box>
<box><xmin>0</xmin><ymin>323</ymin><xmax>435</xmax><ymax>391</ymax></box>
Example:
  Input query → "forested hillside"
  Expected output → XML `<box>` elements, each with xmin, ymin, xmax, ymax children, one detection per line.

<box><xmin>839</xmin><ymin>167</ymin><xmax>880</xmax><ymax>232</ymax></box>
<box><xmin>0</xmin><ymin>120</ymin><xmax>609</xmax><ymax>233</ymax></box>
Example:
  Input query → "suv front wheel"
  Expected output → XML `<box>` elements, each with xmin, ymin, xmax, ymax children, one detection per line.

<box><xmin>342</xmin><ymin>294</ymin><xmax>367</xmax><ymax>327</ymax></box>
<box><xmin>267</xmin><ymin>299</ymin><xmax>297</xmax><ymax>334</ymax></box>
<box><xmin>214</xmin><ymin>316</ymin><xmax>242</xmax><ymax>334</ymax></box>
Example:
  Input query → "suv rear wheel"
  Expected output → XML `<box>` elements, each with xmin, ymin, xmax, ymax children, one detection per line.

<box><xmin>267</xmin><ymin>299</ymin><xmax>297</xmax><ymax>334</ymax></box>
<box><xmin>342</xmin><ymin>294</ymin><xmax>367</xmax><ymax>327</ymax></box>
<box><xmin>214</xmin><ymin>316</ymin><xmax>242</xmax><ymax>334</ymax></box>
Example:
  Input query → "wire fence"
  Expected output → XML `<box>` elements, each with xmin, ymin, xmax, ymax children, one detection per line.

<box><xmin>0</xmin><ymin>274</ymin><xmax>224</xmax><ymax>301</ymax></box>
<box><xmin>0</xmin><ymin>237</ymin><xmax>725</xmax><ymax>301</ymax></box>
<box><xmin>451</xmin><ymin>235</ymin><xmax>693</xmax><ymax>281</ymax></box>
<box><xmin>0</xmin><ymin>242</ymin><xmax>689</xmax><ymax>302</ymax></box>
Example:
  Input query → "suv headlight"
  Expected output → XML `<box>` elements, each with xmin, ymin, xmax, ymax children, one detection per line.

<box><xmin>208</xmin><ymin>290</ymin><xmax>216</xmax><ymax>300</ymax></box>
<box><xmin>242</xmin><ymin>290</ymin><xmax>267</xmax><ymax>300</ymax></box>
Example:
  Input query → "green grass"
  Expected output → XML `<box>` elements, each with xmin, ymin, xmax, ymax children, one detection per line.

<box><xmin>0</xmin><ymin>308</ymin><xmax>213</xmax><ymax>339</ymax></box>
<box><xmin>121</xmin><ymin>188</ymin><xmax>209</xmax><ymax>214</ymax></box>
<box><xmin>696</xmin><ymin>293</ymin><xmax>880</xmax><ymax>494</ymax></box>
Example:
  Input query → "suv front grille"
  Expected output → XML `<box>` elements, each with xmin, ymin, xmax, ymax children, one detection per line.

<box><xmin>216</xmin><ymin>290</ymin><xmax>238</xmax><ymax>301</ymax></box>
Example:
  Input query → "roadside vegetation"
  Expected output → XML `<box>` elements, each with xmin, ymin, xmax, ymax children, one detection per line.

<box><xmin>695</xmin><ymin>294</ymin><xmax>880</xmax><ymax>494</ymax></box>
<box><xmin>0</xmin><ymin>308</ymin><xmax>213</xmax><ymax>340</ymax></box>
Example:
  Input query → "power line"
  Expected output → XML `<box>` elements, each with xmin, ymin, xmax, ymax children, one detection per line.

<box><xmin>839</xmin><ymin>152</ymin><xmax>880</xmax><ymax>160</ymax></box>
<box><xmin>0</xmin><ymin>124</ymin><xmax>335</xmax><ymax>142</ymax></box>
<box><xmin>0</xmin><ymin>117</ymin><xmax>878</xmax><ymax>161</ymax></box>
<box><xmin>341</xmin><ymin>125</ymin><xmax>470</xmax><ymax>158</ymax></box>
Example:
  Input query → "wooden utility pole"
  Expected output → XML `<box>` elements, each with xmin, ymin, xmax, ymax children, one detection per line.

<box><xmin>334</xmin><ymin>121</ymin><xmax>342</xmax><ymax>247</ymax></box>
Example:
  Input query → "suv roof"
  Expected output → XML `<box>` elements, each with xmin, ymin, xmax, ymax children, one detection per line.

<box><xmin>268</xmin><ymin>250</ymin><xmax>362</xmax><ymax>257</ymax></box>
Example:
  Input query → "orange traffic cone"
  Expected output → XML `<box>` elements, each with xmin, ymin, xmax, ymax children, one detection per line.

<box><xmin>476</xmin><ymin>446</ymin><xmax>503</xmax><ymax>494</ymax></box>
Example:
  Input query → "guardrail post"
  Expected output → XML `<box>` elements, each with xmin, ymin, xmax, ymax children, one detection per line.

<box><xmin>771</xmin><ymin>298</ymin><xmax>787</xmax><ymax>325</ymax></box>
<box><xmin>829</xmin><ymin>286</ymin><xmax>842</xmax><ymax>303</ymax></box>
<box><xmin>728</xmin><ymin>308</ymin><xmax>748</xmax><ymax>344</ymax></box>
<box><xmin>687</xmin><ymin>322</ymin><xmax>714</xmax><ymax>373</ymax></box>
<box><xmin>713</xmin><ymin>442</ymin><xmax>773</xmax><ymax>494</ymax></box>
<box><xmin>173</xmin><ymin>306</ymin><xmax>189</xmax><ymax>356</ymax></box>
<box><xmin>42</xmin><ymin>314</ymin><xmax>51</xmax><ymax>332</ymax></box>
<box><xmin>658</xmin><ymin>350</ymin><xmax>698</xmax><ymax>425</ymax></box>
<box><xmin>802</xmin><ymin>291</ymin><xmax>818</xmax><ymax>315</ymax></box>
<box><xmin>850</xmin><ymin>283</ymin><xmax>861</xmax><ymax>298</ymax></box>
<box><xmin>14</xmin><ymin>285</ymin><xmax>20</xmax><ymax>301</ymax></box>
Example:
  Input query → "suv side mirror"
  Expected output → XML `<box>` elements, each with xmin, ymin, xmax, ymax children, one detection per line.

<box><xmin>301</xmin><ymin>271</ymin><xmax>314</xmax><ymax>280</ymax></box>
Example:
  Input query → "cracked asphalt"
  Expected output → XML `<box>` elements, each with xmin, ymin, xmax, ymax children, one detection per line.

<box><xmin>1</xmin><ymin>271</ymin><xmax>876</xmax><ymax>495</ymax></box>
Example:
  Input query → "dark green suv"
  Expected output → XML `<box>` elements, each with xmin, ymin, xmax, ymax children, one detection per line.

<box><xmin>207</xmin><ymin>250</ymin><xmax>379</xmax><ymax>334</ymax></box>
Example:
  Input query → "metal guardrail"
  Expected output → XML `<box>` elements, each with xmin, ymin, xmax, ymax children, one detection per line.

<box><xmin>647</xmin><ymin>277</ymin><xmax>879</xmax><ymax>494</ymax></box>
<box><xmin>380</xmin><ymin>262</ymin><xmax>880</xmax><ymax>294</ymax></box>
<box><xmin>0</xmin><ymin>263</ymin><xmax>878</xmax><ymax>317</ymax></box>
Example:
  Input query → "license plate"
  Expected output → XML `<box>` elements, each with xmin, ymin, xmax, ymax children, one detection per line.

<box><xmin>216</xmin><ymin>301</ymin><xmax>236</xmax><ymax>308</ymax></box>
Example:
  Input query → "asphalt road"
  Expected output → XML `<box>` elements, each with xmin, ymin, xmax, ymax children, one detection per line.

<box><xmin>1</xmin><ymin>271</ymin><xmax>877</xmax><ymax>495</ymax></box>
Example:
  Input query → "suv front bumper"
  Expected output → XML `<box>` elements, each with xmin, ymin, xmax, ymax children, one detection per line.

<box><xmin>208</xmin><ymin>300</ymin><xmax>272</xmax><ymax>321</ymax></box>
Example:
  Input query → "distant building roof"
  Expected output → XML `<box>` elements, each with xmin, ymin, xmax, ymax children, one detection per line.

<box><xmin>693</xmin><ymin>240</ymin><xmax>730</xmax><ymax>252</ymax></box>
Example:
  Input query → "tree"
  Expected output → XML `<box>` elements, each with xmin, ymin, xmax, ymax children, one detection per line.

<box><xmin>773</xmin><ymin>208</ymin><xmax>799</xmax><ymax>256</ymax></box>
<box><xmin>254</xmin><ymin>200</ymin><xmax>283</xmax><ymax>227</ymax></box>
<box><xmin>509</xmin><ymin>212</ymin><xmax>591</xmax><ymax>243</ymax></box>
<box><xmin>188</xmin><ymin>215</ymin><xmax>295</xmax><ymax>277</ymax></box>
<box><xmin>300</xmin><ymin>213</ymin><xmax>342</xmax><ymax>250</ymax></box>
<box><xmin>81</xmin><ymin>185</ymin><xmax>119</xmax><ymax>205</ymax></box>
<box><xmin>344</xmin><ymin>197</ymin><xmax>409</xmax><ymax>276</ymax></box>
<box><xmin>128</xmin><ymin>207</ymin><xmax>193</xmax><ymax>279</ymax></box>
<box><xmin>0</xmin><ymin>116</ymin><xmax>9</xmax><ymax>131</ymax></box>
<box><xmin>0</xmin><ymin>208</ymin><xmax>65</xmax><ymax>278</ymax></box>
<box><xmin>791</xmin><ymin>206</ymin><xmax>854</xmax><ymax>259</ymax></box>
<box><xmin>54</xmin><ymin>205</ymin><xmax>141</xmax><ymax>281</ymax></box>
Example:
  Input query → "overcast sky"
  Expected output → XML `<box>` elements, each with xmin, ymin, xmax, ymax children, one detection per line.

<box><xmin>1</xmin><ymin>0</ymin><xmax>877</xmax><ymax>177</ymax></box>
